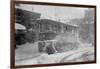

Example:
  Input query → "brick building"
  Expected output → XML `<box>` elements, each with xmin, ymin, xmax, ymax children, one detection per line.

<box><xmin>15</xmin><ymin>8</ymin><xmax>41</xmax><ymax>45</ymax></box>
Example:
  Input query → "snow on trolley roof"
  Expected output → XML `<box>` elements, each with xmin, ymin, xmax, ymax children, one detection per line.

<box><xmin>36</xmin><ymin>19</ymin><xmax>78</xmax><ymax>27</ymax></box>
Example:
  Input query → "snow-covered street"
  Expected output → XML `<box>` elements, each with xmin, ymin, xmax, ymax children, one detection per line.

<box><xmin>15</xmin><ymin>42</ymin><xmax>94</xmax><ymax>65</ymax></box>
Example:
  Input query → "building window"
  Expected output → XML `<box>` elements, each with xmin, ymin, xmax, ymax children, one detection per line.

<box><xmin>66</xmin><ymin>26</ymin><xmax>68</xmax><ymax>31</ymax></box>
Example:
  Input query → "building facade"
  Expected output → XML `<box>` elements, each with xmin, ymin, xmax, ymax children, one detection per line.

<box><xmin>15</xmin><ymin>8</ymin><xmax>41</xmax><ymax>45</ymax></box>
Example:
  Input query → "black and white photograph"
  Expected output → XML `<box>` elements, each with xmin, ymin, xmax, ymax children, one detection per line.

<box><xmin>13</xmin><ymin>1</ymin><xmax>96</xmax><ymax>67</ymax></box>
